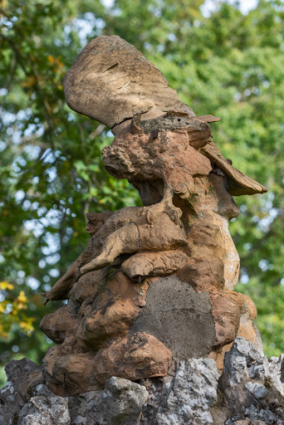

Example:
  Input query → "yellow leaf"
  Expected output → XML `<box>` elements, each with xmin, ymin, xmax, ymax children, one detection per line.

<box><xmin>22</xmin><ymin>75</ymin><xmax>36</xmax><ymax>88</ymax></box>
<box><xmin>17</xmin><ymin>303</ymin><xmax>27</xmax><ymax>310</ymax></box>
<box><xmin>20</xmin><ymin>321</ymin><xmax>34</xmax><ymax>335</ymax></box>
<box><xmin>17</xmin><ymin>291</ymin><xmax>28</xmax><ymax>304</ymax></box>
<box><xmin>47</xmin><ymin>54</ymin><xmax>55</xmax><ymax>63</ymax></box>
<box><xmin>0</xmin><ymin>281</ymin><xmax>14</xmax><ymax>290</ymax></box>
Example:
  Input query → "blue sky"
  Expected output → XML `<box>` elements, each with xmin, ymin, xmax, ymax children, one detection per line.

<box><xmin>202</xmin><ymin>0</ymin><xmax>258</xmax><ymax>16</ymax></box>
<box><xmin>101</xmin><ymin>0</ymin><xmax>259</xmax><ymax>15</ymax></box>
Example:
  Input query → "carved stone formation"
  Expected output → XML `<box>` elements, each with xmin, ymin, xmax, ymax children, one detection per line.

<box><xmin>40</xmin><ymin>35</ymin><xmax>267</xmax><ymax>396</ymax></box>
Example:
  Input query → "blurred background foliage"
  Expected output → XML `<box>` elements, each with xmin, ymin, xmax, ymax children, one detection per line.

<box><xmin>1</xmin><ymin>0</ymin><xmax>284</xmax><ymax>385</ymax></box>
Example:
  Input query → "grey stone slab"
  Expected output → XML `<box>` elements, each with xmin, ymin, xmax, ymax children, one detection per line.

<box><xmin>131</xmin><ymin>275</ymin><xmax>215</xmax><ymax>359</ymax></box>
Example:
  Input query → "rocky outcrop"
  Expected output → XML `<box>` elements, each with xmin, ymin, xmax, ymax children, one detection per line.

<box><xmin>220</xmin><ymin>337</ymin><xmax>284</xmax><ymax>424</ymax></box>
<box><xmin>17</xmin><ymin>396</ymin><xmax>70</xmax><ymax>425</ymax></box>
<box><xmin>38</xmin><ymin>35</ymin><xmax>269</xmax><ymax>396</ymax></box>
<box><xmin>156</xmin><ymin>358</ymin><xmax>219</xmax><ymax>425</ymax></box>
<box><xmin>96</xmin><ymin>377</ymin><xmax>148</xmax><ymax>425</ymax></box>
<box><xmin>2</xmin><ymin>339</ymin><xmax>284</xmax><ymax>424</ymax></box>
<box><xmin>0</xmin><ymin>358</ymin><xmax>42</xmax><ymax>425</ymax></box>
<box><xmin>3</xmin><ymin>35</ymin><xmax>272</xmax><ymax>423</ymax></box>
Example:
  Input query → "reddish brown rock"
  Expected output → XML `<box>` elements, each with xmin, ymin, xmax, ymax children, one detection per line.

<box><xmin>212</xmin><ymin>292</ymin><xmax>261</xmax><ymax>371</ymax></box>
<box><xmin>80</xmin><ymin>271</ymin><xmax>149</xmax><ymax>350</ymax></box>
<box><xmin>85</xmin><ymin>210</ymin><xmax>113</xmax><ymax>236</ymax></box>
<box><xmin>39</xmin><ymin>36</ymin><xmax>268</xmax><ymax>397</ymax></box>
<box><xmin>200</xmin><ymin>140</ymin><xmax>267</xmax><ymax>196</ymax></box>
<box><xmin>210</xmin><ymin>292</ymin><xmax>241</xmax><ymax>349</ymax></box>
<box><xmin>103</xmin><ymin>115</ymin><xmax>266</xmax><ymax>198</ymax></box>
<box><xmin>80</xmin><ymin>187</ymin><xmax>187</xmax><ymax>275</ymax></box>
<box><xmin>177</xmin><ymin>254</ymin><xmax>225</xmax><ymax>292</ymax></box>
<box><xmin>63</xmin><ymin>36</ymin><xmax>194</xmax><ymax>132</ymax></box>
<box><xmin>40</xmin><ymin>306</ymin><xmax>78</xmax><ymax>344</ymax></box>
<box><xmin>45</xmin><ymin>352</ymin><xmax>100</xmax><ymax>396</ymax></box>
<box><xmin>93</xmin><ymin>332</ymin><xmax>172</xmax><ymax>385</ymax></box>
<box><xmin>69</xmin><ymin>269</ymin><xmax>102</xmax><ymax>307</ymax></box>
<box><xmin>122</xmin><ymin>250</ymin><xmax>189</xmax><ymax>281</ymax></box>
<box><xmin>44</xmin><ymin>211</ymin><xmax>112</xmax><ymax>301</ymax></box>
<box><xmin>103</xmin><ymin>116</ymin><xmax>213</xmax><ymax>200</ymax></box>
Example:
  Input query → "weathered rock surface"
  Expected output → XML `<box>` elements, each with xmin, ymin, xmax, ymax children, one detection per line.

<box><xmin>17</xmin><ymin>395</ymin><xmax>70</xmax><ymax>425</ymax></box>
<box><xmin>0</xmin><ymin>358</ymin><xmax>42</xmax><ymax>425</ymax></box>
<box><xmin>220</xmin><ymin>337</ymin><xmax>284</xmax><ymax>424</ymax></box>
<box><xmin>40</xmin><ymin>182</ymin><xmax>262</xmax><ymax>395</ymax></box>
<box><xmin>68</xmin><ymin>390</ymin><xmax>103</xmax><ymax>425</ymax></box>
<box><xmin>43</xmin><ymin>60</ymin><xmax>267</xmax><ymax>393</ymax></box>
<box><xmin>103</xmin><ymin>115</ymin><xmax>266</xmax><ymax>198</ymax></box>
<box><xmin>96</xmin><ymin>377</ymin><xmax>148</xmax><ymax>425</ymax></box>
<box><xmin>63</xmin><ymin>35</ymin><xmax>194</xmax><ymax>133</ymax></box>
<box><xmin>25</xmin><ymin>35</ymin><xmax>270</xmax><ymax>409</ymax></box>
<box><xmin>93</xmin><ymin>332</ymin><xmax>172</xmax><ymax>385</ymax></box>
<box><xmin>156</xmin><ymin>358</ymin><xmax>219</xmax><ymax>425</ymax></box>
<box><xmin>131</xmin><ymin>275</ymin><xmax>216</xmax><ymax>359</ymax></box>
<box><xmin>121</xmin><ymin>250</ymin><xmax>189</xmax><ymax>281</ymax></box>
<box><xmin>2</xmin><ymin>340</ymin><xmax>284</xmax><ymax>424</ymax></box>
<box><xmin>79</xmin><ymin>188</ymin><xmax>187</xmax><ymax>276</ymax></box>
<box><xmin>40</xmin><ymin>306</ymin><xmax>78</xmax><ymax>343</ymax></box>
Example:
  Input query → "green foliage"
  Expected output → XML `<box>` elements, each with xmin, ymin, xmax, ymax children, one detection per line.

<box><xmin>1</xmin><ymin>0</ymin><xmax>284</xmax><ymax>384</ymax></box>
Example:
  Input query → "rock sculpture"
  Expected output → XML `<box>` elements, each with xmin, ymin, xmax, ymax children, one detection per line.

<box><xmin>37</xmin><ymin>35</ymin><xmax>268</xmax><ymax>397</ymax></box>
<box><xmin>2</xmin><ymin>338</ymin><xmax>284</xmax><ymax>424</ymax></box>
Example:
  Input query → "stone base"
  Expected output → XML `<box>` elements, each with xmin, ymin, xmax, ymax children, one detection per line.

<box><xmin>1</xmin><ymin>338</ymin><xmax>284</xmax><ymax>425</ymax></box>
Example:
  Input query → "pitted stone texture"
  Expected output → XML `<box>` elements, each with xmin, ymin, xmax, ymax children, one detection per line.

<box><xmin>68</xmin><ymin>390</ymin><xmax>103</xmax><ymax>425</ymax></box>
<box><xmin>220</xmin><ymin>337</ymin><xmax>284</xmax><ymax>424</ymax></box>
<box><xmin>17</xmin><ymin>396</ymin><xmax>70</xmax><ymax>425</ymax></box>
<box><xmin>226</xmin><ymin>410</ymin><xmax>281</xmax><ymax>425</ymax></box>
<box><xmin>140</xmin><ymin>377</ymin><xmax>172</xmax><ymax>424</ymax></box>
<box><xmin>0</xmin><ymin>358</ymin><xmax>42</xmax><ymax>425</ymax></box>
<box><xmin>0</xmin><ymin>380</ymin><xmax>18</xmax><ymax>425</ymax></box>
<box><xmin>4</xmin><ymin>347</ymin><xmax>284</xmax><ymax>424</ymax></box>
<box><xmin>131</xmin><ymin>276</ymin><xmax>216</xmax><ymax>360</ymax></box>
<box><xmin>156</xmin><ymin>358</ymin><xmax>219</xmax><ymax>425</ymax></box>
<box><xmin>96</xmin><ymin>377</ymin><xmax>148</xmax><ymax>425</ymax></box>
